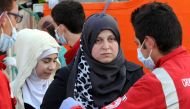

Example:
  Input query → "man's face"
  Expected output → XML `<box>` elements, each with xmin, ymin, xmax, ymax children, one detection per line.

<box><xmin>1</xmin><ymin>1</ymin><xmax>18</xmax><ymax>36</ymax></box>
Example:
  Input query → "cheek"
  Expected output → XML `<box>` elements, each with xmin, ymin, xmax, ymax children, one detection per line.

<box><xmin>112</xmin><ymin>43</ymin><xmax>119</xmax><ymax>57</ymax></box>
<box><xmin>35</xmin><ymin>62</ymin><xmax>47</xmax><ymax>76</ymax></box>
<box><xmin>91</xmin><ymin>45</ymin><xmax>100</xmax><ymax>60</ymax></box>
<box><xmin>10</xmin><ymin>16</ymin><xmax>16</xmax><ymax>26</ymax></box>
<box><xmin>141</xmin><ymin>49</ymin><xmax>150</xmax><ymax>58</ymax></box>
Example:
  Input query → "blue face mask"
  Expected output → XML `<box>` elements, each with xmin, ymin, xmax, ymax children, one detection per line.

<box><xmin>0</xmin><ymin>14</ymin><xmax>17</xmax><ymax>52</ymax></box>
<box><xmin>54</xmin><ymin>27</ymin><xmax>67</xmax><ymax>45</ymax></box>
<box><xmin>0</xmin><ymin>29</ymin><xmax>16</xmax><ymax>52</ymax></box>
<box><xmin>137</xmin><ymin>40</ymin><xmax>155</xmax><ymax>70</ymax></box>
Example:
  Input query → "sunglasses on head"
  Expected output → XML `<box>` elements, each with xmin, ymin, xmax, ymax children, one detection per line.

<box><xmin>7</xmin><ymin>12</ymin><xmax>23</xmax><ymax>23</ymax></box>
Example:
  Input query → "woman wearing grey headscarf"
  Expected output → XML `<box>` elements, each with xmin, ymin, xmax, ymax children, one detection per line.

<box><xmin>41</xmin><ymin>13</ymin><xmax>144</xmax><ymax>109</ymax></box>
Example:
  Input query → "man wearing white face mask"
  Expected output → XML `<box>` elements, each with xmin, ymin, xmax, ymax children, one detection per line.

<box><xmin>103</xmin><ymin>2</ymin><xmax>190</xmax><ymax>109</ymax></box>
<box><xmin>51</xmin><ymin>0</ymin><xmax>85</xmax><ymax>64</ymax></box>
<box><xmin>136</xmin><ymin>39</ymin><xmax>155</xmax><ymax>70</ymax></box>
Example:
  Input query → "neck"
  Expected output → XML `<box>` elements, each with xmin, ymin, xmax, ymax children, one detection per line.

<box><xmin>66</xmin><ymin>32</ymin><xmax>81</xmax><ymax>47</ymax></box>
<box><xmin>152</xmin><ymin>50</ymin><xmax>164</xmax><ymax>65</ymax></box>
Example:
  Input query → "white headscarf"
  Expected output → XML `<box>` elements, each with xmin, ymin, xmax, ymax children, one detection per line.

<box><xmin>11</xmin><ymin>29</ymin><xmax>60</xmax><ymax>109</ymax></box>
<box><xmin>22</xmin><ymin>47</ymin><xmax>58</xmax><ymax>109</ymax></box>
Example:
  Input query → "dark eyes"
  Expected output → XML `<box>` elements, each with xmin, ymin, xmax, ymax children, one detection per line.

<box><xmin>41</xmin><ymin>59</ymin><xmax>57</xmax><ymax>63</ymax></box>
<box><xmin>108</xmin><ymin>37</ymin><xmax>116</xmax><ymax>41</ymax></box>
<box><xmin>95</xmin><ymin>38</ymin><xmax>102</xmax><ymax>43</ymax></box>
<box><xmin>95</xmin><ymin>37</ymin><xmax>116</xmax><ymax>44</ymax></box>
<box><xmin>42</xmin><ymin>59</ymin><xmax>50</xmax><ymax>63</ymax></box>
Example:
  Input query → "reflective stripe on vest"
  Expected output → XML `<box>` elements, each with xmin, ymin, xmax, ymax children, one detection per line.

<box><xmin>152</xmin><ymin>68</ymin><xmax>179</xmax><ymax>109</ymax></box>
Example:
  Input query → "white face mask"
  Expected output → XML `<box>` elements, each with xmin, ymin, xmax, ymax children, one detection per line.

<box><xmin>137</xmin><ymin>40</ymin><xmax>155</xmax><ymax>70</ymax></box>
<box><xmin>6</xmin><ymin>13</ymin><xmax>17</xmax><ymax>39</ymax></box>
<box><xmin>54</xmin><ymin>26</ymin><xmax>67</xmax><ymax>45</ymax></box>
<box><xmin>0</xmin><ymin>14</ymin><xmax>17</xmax><ymax>52</ymax></box>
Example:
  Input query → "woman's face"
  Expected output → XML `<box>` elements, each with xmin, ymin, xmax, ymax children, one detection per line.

<box><xmin>91</xmin><ymin>30</ymin><xmax>119</xmax><ymax>63</ymax></box>
<box><xmin>35</xmin><ymin>53</ymin><xmax>58</xmax><ymax>79</ymax></box>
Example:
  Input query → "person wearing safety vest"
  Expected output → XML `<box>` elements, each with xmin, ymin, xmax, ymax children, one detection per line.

<box><xmin>103</xmin><ymin>2</ymin><xmax>190</xmax><ymax>109</ymax></box>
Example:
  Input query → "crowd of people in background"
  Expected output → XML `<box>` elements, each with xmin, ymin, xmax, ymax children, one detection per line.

<box><xmin>0</xmin><ymin>0</ymin><xmax>190</xmax><ymax>109</ymax></box>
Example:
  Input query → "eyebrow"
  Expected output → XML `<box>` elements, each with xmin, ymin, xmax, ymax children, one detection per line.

<box><xmin>98</xmin><ymin>34</ymin><xmax>115</xmax><ymax>38</ymax></box>
<box><xmin>42</xmin><ymin>57</ymin><xmax>58</xmax><ymax>60</ymax></box>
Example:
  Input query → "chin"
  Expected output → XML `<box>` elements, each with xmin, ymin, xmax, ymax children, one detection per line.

<box><xmin>41</xmin><ymin>76</ymin><xmax>51</xmax><ymax>80</ymax></box>
<box><xmin>100</xmin><ymin>59</ymin><xmax>113</xmax><ymax>63</ymax></box>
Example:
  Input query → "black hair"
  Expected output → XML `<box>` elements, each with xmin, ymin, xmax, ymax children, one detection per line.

<box><xmin>51</xmin><ymin>0</ymin><xmax>85</xmax><ymax>34</ymax></box>
<box><xmin>131</xmin><ymin>2</ymin><xmax>182</xmax><ymax>54</ymax></box>
<box><xmin>41</xmin><ymin>21</ymin><xmax>56</xmax><ymax>39</ymax></box>
<box><xmin>0</xmin><ymin>0</ymin><xmax>14</xmax><ymax>14</ymax></box>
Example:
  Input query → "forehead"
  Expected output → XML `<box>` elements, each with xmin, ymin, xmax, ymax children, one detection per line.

<box><xmin>97</xmin><ymin>30</ymin><xmax>114</xmax><ymax>38</ymax></box>
<box><xmin>42</xmin><ymin>53</ymin><xmax>58</xmax><ymax>59</ymax></box>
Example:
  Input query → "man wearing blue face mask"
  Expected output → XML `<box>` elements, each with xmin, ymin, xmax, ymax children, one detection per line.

<box><xmin>0</xmin><ymin>0</ymin><xmax>22</xmax><ymax>52</ymax></box>
<box><xmin>103</xmin><ymin>2</ymin><xmax>190</xmax><ymax>109</ymax></box>
<box><xmin>0</xmin><ymin>0</ymin><xmax>19</xmax><ymax>108</ymax></box>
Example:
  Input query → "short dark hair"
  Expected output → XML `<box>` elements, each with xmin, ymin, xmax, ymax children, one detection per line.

<box><xmin>41</xmin><ymin>21</ymin><xmax>56</xmax><ymax>39</ymax></box>
<box><xmin>51</xmin><ymin>0</ymin><xmax>85</xmax><ymax>34</ymax></box>
<box><xmin>0</xmin><ymin>0</ymin><xmax>14</xmax><ymax>14</ymax></box>
<box><xmin>131</xmin><ymin>2</ymin><xmax>182</xmax><ymax>54</ymax></box>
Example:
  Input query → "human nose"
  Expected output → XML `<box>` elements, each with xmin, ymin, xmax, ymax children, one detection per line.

<box><xmin>102</xmin><ymin>40</ymin><xmax>110</xmax><ymax>50</ymax></box>
<box><xmin>48</xmin><ymin>62</ymin><xmax>57</xmax><ymax>71</ymax></box>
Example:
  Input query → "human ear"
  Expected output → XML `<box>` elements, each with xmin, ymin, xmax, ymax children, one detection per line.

<box><xmin>144</xmin><ymin>36</ymin><xmax>155</xmax><ymax>50</ymax></box>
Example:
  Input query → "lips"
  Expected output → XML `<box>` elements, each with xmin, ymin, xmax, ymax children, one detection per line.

<box><xmin>44</xmin><ymin>72</ymin><xmax>52</xmax><ymax>75</ymax></box>
<box><xmin>101</xmin><ymin>53</ymin><xmax>112</xmax><ymax>56</ymax></box>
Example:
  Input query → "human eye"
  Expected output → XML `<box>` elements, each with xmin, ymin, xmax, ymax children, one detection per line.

<box><xmin>53</xmin><ymin>59</ymin><xmax>57</xmax><ymax>63</ymax></box>
<box><xmin>95</xmin><ymin>38</ymin><xmax>102</xmax><ymax>44</ymax></box>
<box><xmin>108</xmin><ymin>36</ymin><xmax>116</xmax><ymax>42</ymax></box>
<box><xmin>41</xmin><ymin>59</ymin><xmax>50</xmax><ymax>63</ymax></box>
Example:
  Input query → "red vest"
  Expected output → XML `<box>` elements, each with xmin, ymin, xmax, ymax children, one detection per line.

<box><xmin>0</xmin><ymin>71</ymin><xmax>15</xmax><ymax>109</ymax></box>
<box><xmin>103</xmin><ymin>46</ymin><xmax>190</xmax><ymax>109</ymax></box>
<box><xmin>64</xmin><ymin>39</ymin><xmax>80</xmax><ymax>64</ymax></box>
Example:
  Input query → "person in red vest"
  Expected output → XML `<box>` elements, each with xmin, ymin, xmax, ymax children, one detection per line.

<box><xmin>0</xmin><ymin>0</ymin><xmax>20</xmax><ymax>108</ymax></box>
<box><xmin>103</xmin><ymin>2</ymin><xmax>190</xmax><ymax>109</ymax></box>
<box><xmin>51</xmin><ymin>0</ymin><xmax>86</xmax><ymax>65</ymax></box>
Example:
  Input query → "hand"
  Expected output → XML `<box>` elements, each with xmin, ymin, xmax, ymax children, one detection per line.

<box><xmin>3</xmin><ymin>56</ymin><xmax>16</xmax><ymax>67</ymax></box>
<box><xmin>59</xmin><ymin>97</ymin><xmax>85</xmax><ymax>109</ymax></box>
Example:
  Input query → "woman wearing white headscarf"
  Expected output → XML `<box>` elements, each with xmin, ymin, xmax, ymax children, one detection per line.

<box><xmin>11</xmin><ymin>29</ymin><xmax>60</xmax><ymax>109</ymax></box>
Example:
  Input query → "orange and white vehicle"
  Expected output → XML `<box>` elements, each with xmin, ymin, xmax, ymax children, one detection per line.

<box><xmin>44</xmin><ymin>0</ymin><xmax>190</xmax><ymax>73</ymax></box>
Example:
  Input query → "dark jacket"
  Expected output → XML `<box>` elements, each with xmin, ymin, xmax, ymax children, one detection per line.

<box><xmin>41</xmin><ymin>61</ymin><xmax>144</xmax><ymax>109</ymax></box>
